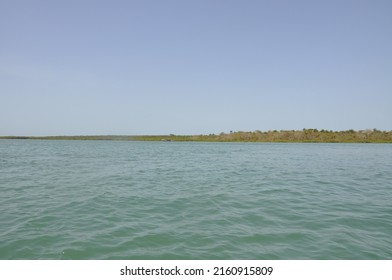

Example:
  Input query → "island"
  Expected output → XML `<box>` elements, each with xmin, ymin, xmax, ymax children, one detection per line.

<box><xmin>1</xmin><ymin>129</ymin><xmax>392</xmax><ymax>143</ymax></box>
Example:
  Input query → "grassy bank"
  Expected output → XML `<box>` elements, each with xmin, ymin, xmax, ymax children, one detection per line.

<box><xmin>1</xmin><ymin>129</ymin><xmax>392</xmax><ymax>143</ymax></box>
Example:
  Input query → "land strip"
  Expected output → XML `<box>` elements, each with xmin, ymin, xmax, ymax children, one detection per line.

<box><xmin>1</xmin><ymin>129</ymin><xmax>392</xmax><ymax>143</ymax></box>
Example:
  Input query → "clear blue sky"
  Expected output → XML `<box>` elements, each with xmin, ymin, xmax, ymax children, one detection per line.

<box><xmin>1</xmin><ymin>0</ymin><xmax>391</xmax><ymax>136</ymax></box>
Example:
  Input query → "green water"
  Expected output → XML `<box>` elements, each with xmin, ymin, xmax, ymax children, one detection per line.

<box><xmin>1</xmin><ymin>140</ymin><xmax>391</xmax><ymax>259</ymax></box>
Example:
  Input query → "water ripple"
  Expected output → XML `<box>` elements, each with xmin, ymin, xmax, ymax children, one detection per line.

<box><xmin>1</xmin><ymin>140</ymin><xmax>392</xmax><ymax>259</ymax></box>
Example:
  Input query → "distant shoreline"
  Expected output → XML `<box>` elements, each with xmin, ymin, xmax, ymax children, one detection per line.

<box><xmin>1</xmin><ymin>129</ymin><xmax>392</xmax><ymax>143</ymax></box>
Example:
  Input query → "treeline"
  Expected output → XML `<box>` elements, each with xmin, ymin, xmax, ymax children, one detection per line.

<box><xmin>1</xmin><ymin>129</ymin><xmax>392</xmax><ymax>143</ymax></box>
<box><xmin>135</xmin><ymin>129</ymin><xmax>392</xmax><ymax>143</ymax></box>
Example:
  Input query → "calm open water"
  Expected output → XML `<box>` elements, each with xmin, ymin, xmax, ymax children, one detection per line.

<box><xmin>1</xmin><ymin>139</ymin><xmax>391</xmax><ymax>259</ymax></box>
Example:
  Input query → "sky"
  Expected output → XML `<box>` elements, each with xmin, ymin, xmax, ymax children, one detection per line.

<box><xmin>1</xmin><ymin>0</ymin><xmax>391</xmax><ymax>136</ymax></box>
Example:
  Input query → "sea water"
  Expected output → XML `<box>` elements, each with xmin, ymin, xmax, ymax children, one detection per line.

<box><xmin>1</xmin><ymin>140</ymin><xmax>391</xmax><ymax>259</ymax></box>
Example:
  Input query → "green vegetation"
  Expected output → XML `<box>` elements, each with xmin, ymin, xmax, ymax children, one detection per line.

<box><xmin>1</xmin><ymin>129</ymin><xmax>392</xmax><ymax>143</ymax></box>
